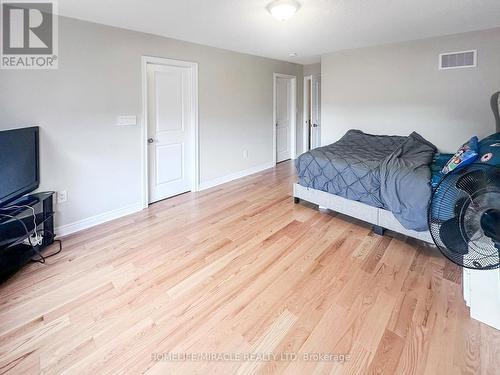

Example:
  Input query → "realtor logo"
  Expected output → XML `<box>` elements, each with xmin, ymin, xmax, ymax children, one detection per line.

<box><xmin>1</xmin><ymin>0</ymin><xmax>58</xmax><ymax>69</ymax></box>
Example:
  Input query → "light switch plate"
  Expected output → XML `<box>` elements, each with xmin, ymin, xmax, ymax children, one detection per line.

<box><xmin>117</xmin><ymin>115</ymin><xmax>137</xmax><ymax>126</ymax></box>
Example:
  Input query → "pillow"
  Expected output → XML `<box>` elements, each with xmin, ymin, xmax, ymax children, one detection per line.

<box><xmin>431</xmin><ymin>153</ymin><xmax>453</xmax><ymax>189</ymax></box>
<box><xmin>478</xmin><ymin>132</ymin><xmax>500</xmax><ymax>165</ymax></box>
<box><xmin>442</xmin><ymin>137</ymin><xmax>479</xmax><ymax>174</ymax></box>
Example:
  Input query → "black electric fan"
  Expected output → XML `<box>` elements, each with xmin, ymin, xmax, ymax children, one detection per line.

<box><xmin>428</xmin><ymin>164</ymin><xmax>500</xmax><ymax>270</ymax></box>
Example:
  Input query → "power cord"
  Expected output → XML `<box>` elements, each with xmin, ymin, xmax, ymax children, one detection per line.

<box><xmin>1</xmin><ymin>205</ymin><xmax>42</xmax><ymax>246</ymax></box>
<box><xmin>34</xmin><ymin>229</ymin><xmax>62</xmax><ymax>261</ymax></box>
<box><xmin>0</xmin><ymin>213</ymin><xmax>62</xmax><ymax>264</ymax></box>
<box><xmin>0</xmin><ymin>213</ymin><xmax>44</xmax><ymax>262</ymax></box>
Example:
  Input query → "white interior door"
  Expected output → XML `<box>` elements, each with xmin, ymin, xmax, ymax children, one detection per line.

<box><xmin>276</xmin><ymin>77</ymin><xmax>292</xmax><ymax>162</ymax></box>
<box><xmin>303</xmin><ymin>77</ymin><xmax>312</xmax><ymax>152</ymax></box>
<box><xmin>147</xmin><ymin>63</ymin><xmax>193</xmax><ymax>203</ymax></box>
<box><xmin>311</xmin><ymin>75</ymin><xmax>321</xmax><ymax>149</ymax></box>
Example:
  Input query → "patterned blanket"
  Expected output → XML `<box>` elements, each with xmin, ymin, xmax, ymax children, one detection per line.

<box><xmin>296</xmin><ymin>130</ymin><xmax>436</xmax><ymax>231</ymax></box>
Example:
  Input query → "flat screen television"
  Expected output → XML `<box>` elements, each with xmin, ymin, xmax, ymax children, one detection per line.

<box><xmin>0</xmin><ymin>127</ymin><xmax>40</xmax><ymax>207</ymax></box>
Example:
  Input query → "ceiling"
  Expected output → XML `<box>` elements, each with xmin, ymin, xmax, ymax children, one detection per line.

<box><xmin>59</xmin><ymin>0</ymin><xmax>500</xmax><ymax>64</ymax></box>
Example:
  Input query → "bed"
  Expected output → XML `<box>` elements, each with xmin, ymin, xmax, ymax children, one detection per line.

<box><xmin>293</xmin><ymin>129</ymin><xmax>437</xmax><ymax>243</ymax></box>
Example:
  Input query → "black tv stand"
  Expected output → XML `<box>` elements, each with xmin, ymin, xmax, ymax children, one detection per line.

<box><xmin>0</xmin><ymin>192</ymin><xmax>55</xmax><ymax>281</ymax></box>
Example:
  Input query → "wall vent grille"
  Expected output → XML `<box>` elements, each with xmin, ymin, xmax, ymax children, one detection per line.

<box><xmin>439</xmin><ymin>50</ymin><xmax>477</xmax><ymax>70</ymax></box>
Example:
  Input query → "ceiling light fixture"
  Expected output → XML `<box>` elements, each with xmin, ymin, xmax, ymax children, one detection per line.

<box><xmin>267</xmin><ymin>0</ymin><xmax>300</xmax><ymax>22</ymax></box>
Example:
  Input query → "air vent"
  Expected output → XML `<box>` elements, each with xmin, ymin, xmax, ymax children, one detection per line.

<box><xmin>439</xmin><ymin>50</ymin><xmax>477</xmax><ymax>70</ymax></box>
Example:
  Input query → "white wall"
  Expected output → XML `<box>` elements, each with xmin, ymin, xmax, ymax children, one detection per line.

<box><xmin>0</xmin><ymin>17</ymin><xmax>302</xmax><ymax>230</ymax></box>
<box><xmin>321</xmin><ymin>28</ymin><xmax>500</xmax><ymax>152</ymax></box>
<box><xmin>303</xmin><ymin>63</ymin><xmax>321</xmax><ymax>76</ymax></box>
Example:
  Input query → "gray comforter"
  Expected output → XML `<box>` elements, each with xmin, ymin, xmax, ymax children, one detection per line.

<box><xmin>296</xmin><ymin>130</ymin><xmax>436</xmax><ymax>231</ymax></box>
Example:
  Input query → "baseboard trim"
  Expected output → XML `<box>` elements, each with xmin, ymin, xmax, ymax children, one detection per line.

<box><xmin>56</xmin><ymin>202</ymin><xmax>143</xmax><ymax>237</ymax></box>
<box><xmin>198</xmin><ymin>162</ymin><xmax>275</xmax><ymax>191</ymax></box>
<box><xmin>55</xmin><ymin>162</ymin><xmax>276</xmax><ymax>236</ymax></box>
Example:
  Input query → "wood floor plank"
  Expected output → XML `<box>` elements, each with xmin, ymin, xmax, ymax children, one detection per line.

<box><xmin>0</xmin><ymin>161</ymin><xmax>497</xmax><ymax>375</ymax></box>
<box><xmin>366</xmin><ymin>329</ymin><xmax>405</xmax><ymax>375</ymax></box>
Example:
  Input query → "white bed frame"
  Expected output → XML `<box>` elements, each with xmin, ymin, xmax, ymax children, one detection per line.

<box><xmin>293</xmin><ymin>183</ymin><xmax>433</xmax><ymax>243</ymax></box>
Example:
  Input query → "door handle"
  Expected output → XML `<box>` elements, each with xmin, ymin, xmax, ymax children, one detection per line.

<box><xmin>312</xmin><ymin>124</ymin><xmax>319</xmax><ymax>128</ymax></box>
<box><xmin>147</xmin><ymin>138</ymin><xmax>155</xmax><ymax>144</ymax></box>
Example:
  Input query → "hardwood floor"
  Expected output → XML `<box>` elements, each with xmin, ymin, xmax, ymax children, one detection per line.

<box><xmin>0</xmin><ymin>161</ymin><xmax>498</xmax><ymax>374</ymax></box>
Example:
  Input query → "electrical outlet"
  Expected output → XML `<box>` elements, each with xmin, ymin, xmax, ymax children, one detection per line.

<box><xmin>243</xmin><ymin>150</ymin><xmax>248</xmax><ymax>159</ymax></box>
<box><xmin>57</xmin><ymin>190</ymin><xmax>68</xmax><ymax>203</ymax></box>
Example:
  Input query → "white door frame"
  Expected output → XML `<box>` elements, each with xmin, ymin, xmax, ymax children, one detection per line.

<box><xmin>273</xmin><ymin>73</ymin><xmax>297</xmax><ymax>165</ymax></box>
<box><xmin>141</xmin><ymin>56</ymin><xmax>199</xmax><ymax>208</ymax></box>
<box><xmin>303</xmin><ymin>73</ymin><xmax>322</xmax><ymax>153</ymax></box>
<box><xmin>303</xmin><ymin>74</ymin><xmax>312</xmax><ymax>153</ymax></box>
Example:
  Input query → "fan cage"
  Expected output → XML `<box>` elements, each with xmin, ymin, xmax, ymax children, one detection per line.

<box><xmin>428</xmin><ymin>164</ymin><xmax>500</xmax><ymax>270</ymax></box>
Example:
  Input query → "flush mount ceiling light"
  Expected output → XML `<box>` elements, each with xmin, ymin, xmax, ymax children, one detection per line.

<box><xmin>267</xmin><ymin>0</ymin><xmax>301</xmax><ymax>21</ymax></box>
